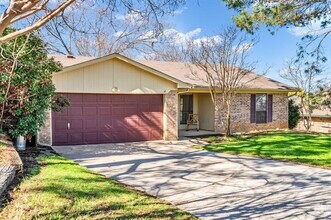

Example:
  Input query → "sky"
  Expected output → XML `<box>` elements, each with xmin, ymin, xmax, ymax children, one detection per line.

<box><xmin>0</xmin><ymin>0</ymin><xmax>330</xmax><ymax>85</ymax></box>
<box><xmin>164</xmin><ymin>0</ymin><xmax>331</xmax><ymax>84</ymax></box>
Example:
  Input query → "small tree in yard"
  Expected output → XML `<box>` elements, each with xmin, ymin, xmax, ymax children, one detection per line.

<box><xmin>281</xmin><ymin>58</ymin><xmax>324</xmax><ymax>131</ymax></box>
<box><xmin>316</xmin><ymin>83</ymin><xmax>331</xmax><ymax>110</ymax></box>
<box><xmin>0</xmin><ymin>28</ymin><xmax>63</xmax><ymax>139</ymax></box>
<box><xmin>187</xmin><ymin>27</ymin><xmax>259</xmax><ymax>137</ymax></box>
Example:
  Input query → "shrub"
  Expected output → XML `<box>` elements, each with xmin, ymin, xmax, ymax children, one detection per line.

<box><xmin>288</xmin><ymin>99</ymin><xmax>301</xmax><ymax>129</ymax></box>
<box><xmin>0</xmin><ymin>28</ymin><xmax>63</xmax><ymax>139</ymax></box>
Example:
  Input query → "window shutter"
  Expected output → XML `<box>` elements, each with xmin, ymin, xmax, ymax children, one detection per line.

<box><xmin>250</xmin><ymin>94</ymin><xmax>256</xmax><ymax>123</ymax></box>
<box><xmin>267</xmin><ymin>94</ymin><xmax>273</xmax><ymax>123</ymax></box>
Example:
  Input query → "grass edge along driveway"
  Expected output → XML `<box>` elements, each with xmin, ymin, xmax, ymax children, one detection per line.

<box><xmin>0</xmin><ymin>154</ymin><xmax>196</xmax><ymax>220</ymax></box>
<box><xmin>199</xmin><ymin>131</ymin><xmax>331</xmax><ymax>169</ymax></box>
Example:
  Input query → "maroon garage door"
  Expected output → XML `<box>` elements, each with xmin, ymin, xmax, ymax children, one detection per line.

<box><xmin>52</xmin><ymin>93</ymin><xmax>163</xmax><ymax>146</ymax></box>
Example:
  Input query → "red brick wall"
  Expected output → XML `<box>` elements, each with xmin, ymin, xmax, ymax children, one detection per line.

<box><xmin>215</xmin><ymin>93</ymin><xmax>288</xmax><ymax>133</ymax></box>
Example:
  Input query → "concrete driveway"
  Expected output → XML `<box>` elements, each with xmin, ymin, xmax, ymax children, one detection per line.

<box><xmin>52</xmin><ymin>140</ymin><xmax>331</xmax><ymax>220</ymax></box>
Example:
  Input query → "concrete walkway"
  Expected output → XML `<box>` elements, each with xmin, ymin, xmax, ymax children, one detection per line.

<box><xmin>53</xmin><ymin>140</ymin><xmax>331</xmax><ymax>220</ymax></box>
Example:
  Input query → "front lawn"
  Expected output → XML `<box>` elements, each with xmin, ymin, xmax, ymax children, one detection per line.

<box><xmin>201</xmin><ymin>131</ymin><xmax>331</xmax><ymax>168</ymax></box>
<box><xmin>0</xmin><ymin>154</ymin><xmax>195</xmax><ymax>219</ymax></box>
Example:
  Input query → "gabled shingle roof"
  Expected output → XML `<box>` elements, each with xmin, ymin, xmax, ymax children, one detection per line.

<box><xmin>48</xmin><ymin>54</ymin><xmax>94</xmax><ymax>67</ymax></box>
<box><xmin>49</xmin><ymin>53</ymin><xmax>295</xmax><ymax>91</ymax></box>
<box><xmin>137</xmin><ymin>60</ymin><xmax>294</xmax><ymax>91</ymax></box>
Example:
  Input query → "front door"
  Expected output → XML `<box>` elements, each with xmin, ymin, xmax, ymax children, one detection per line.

<box><xmin>180</xmin><ymin>95</ymin><xmax>193</xmax><ymax>124</ymax></box>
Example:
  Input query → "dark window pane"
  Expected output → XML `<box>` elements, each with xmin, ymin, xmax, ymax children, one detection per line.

<box><xmin>256</xmin><ymin>111</ymin><xmax>267</xmax><ymax>124</ymax></box>
<box><xmin>256</xmin><ymin>94</ymin><xmax>267</xmax><ymax>123</ymax></box>
<box><xmin>180</xmin><ymin>95</ymin><xmax>193</xmax><ymax>124</ymax></box>
<box><xmin>256</xmin><ymin>94</ymin><xmax>267</xmax><ymax>111</ymax></box>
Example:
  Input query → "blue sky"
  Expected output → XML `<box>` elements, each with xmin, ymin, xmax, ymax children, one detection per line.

<box><xmin>166</xmin><ymin>0</ymin><xmax>331</xmax><ymax>83</ymax></box>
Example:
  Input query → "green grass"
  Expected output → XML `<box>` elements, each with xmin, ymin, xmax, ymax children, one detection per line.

<box><xmin>0</xmin><ymin>155</ymin><xmax>195</xmax><ymax>220</ymax></box>
<box><xmin>200</xmin><ymin>131</ymin><xmax>331</xmax><ymax>168</ymax></box>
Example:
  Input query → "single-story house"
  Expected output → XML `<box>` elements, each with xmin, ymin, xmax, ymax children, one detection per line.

<box><xmin>296</xmin><ymin>109</ymin><xmax>331</xmax><ymax>133</ymax></box>
<box><xmin>37</xmin><ymin>53</ymin><xmax>294</xmax><ymax>146</ymax></box>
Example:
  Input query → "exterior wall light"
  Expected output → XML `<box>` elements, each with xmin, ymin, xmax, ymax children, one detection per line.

<box><xmin>112</xmin><ymin>86</ymin><xmax>119</xmax><ymax>92</ymax></box>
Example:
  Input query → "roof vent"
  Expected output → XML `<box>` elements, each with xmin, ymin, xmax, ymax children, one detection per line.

<box><xmin>67</xmin><ymin>54</ymin><xmax>75</xmax><ymax>59</ymax></box>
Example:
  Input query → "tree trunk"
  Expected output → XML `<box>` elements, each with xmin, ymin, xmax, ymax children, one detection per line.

<box><xmin>225</xmin><ymin>103</ymin><xmax>231</xmax><ymax>137</ymax></box>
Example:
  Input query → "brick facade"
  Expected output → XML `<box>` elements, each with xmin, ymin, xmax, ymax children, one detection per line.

<box><xmin>215</xmin><ymin>93</ymin><xmax>288</xmax><ymax>133</ymax></box>
<box><xmin>163</xmin><ymin>90</ymin><xmax>178</xmax><ymax>140</ymax></box>
<box><xmin>37</xmin><ymin>92</ymin><xmax>288</xmax><ymax>145</ymax></box>
<box><xmin>37</xmin><ymin>110</ymin><xmax>52</xmax><ymax>146</ymax></box>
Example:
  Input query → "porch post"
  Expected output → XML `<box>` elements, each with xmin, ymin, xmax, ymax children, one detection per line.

<box><xmin>163</xmin><ymin>90</ymin><xmax>178</xmax><ymax>141</ymax></box>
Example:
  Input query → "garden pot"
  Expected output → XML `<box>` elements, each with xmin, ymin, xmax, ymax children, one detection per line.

<box><xmin>15</xmin><ymin>135</ymin><xmax>26</xmax><ymax>151</ymax></box>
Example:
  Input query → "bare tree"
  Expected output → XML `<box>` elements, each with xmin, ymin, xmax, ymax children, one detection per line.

<box><xmin>0</xmin><ymin>0</ymin><xmax>184</xmax><ymax>44</ymax></box>
<box><xmin>187</xmin><ymin>27</ymin><xmax>259</xmax><ymax>137</ymax></box>
<box><xmin>281</xmin><ymin>58</ymin><xmax>324</xmax><ymax>131</ymax></box>
<box><xmin>40</xmin><ymin>0</ymin><xmax>184</xmax><ymax>56</ymax></box>
<box><xmin>142</xmin><ymin>32</ymin><xmax>188</xmax><ymax>61</ymax></box>
<box><xmin>0</xmin><ymin>0</ymin><xmax>76</xmax><ymax>43</ymax></box>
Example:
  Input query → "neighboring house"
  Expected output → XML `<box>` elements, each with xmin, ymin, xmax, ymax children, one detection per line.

<box><xmin>296</xmin><ymin>109</ymin><xmax>331</xmax><ymax>133</ymax></box>
<box><xmin>38</xmin><ymin>53</ymin><xmax>295</xmax><ymax>146</ymax></box>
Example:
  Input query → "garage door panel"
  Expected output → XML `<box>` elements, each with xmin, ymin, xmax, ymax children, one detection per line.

<box><xmin>69</xmin><ymin>133</ymin><xmax>84</xmax><ymax>144</ymax></box>
<box><xmin>127</xmin><ymin>130</ymin><xmax>147</xmax><ymax>141</ymax></box>
<box><xmin>85</xmin><ymin>119</ymin><xmax>98</xmax><ymax>129</ymax></box>
<box><xmin>124</xmin><ymin>117</ymin><xmax>139</xmax><ymax>127</ymax></box>
<box><xmin>83</xmin><ymin>94</ymin><xmax>98</xmax><ymax>103</ymax></box>
<box><xmin>150</xmin><ymin>104</ymin><xmax>163</xmax><ymax>112</ymax></box>
<box><xmin>112</xmin><ymin>95</ymin><xmax>125</xmax><ymax>103</ymax></box>
<box><xmin>83</xmin><ymin>107</ymin><xmax>97</xmax><ymax>116</ymax></box>
<box><xmin>53</xmin><ymin>133</ymin><xmax>68</xmax><ymax>144</ymax></box>
<box><xmin>125</xmin><ymin>105</ymin><xmax>139</xmax><ymax>115</ymax></box>
<box><xmin>53</xmin><ymin>94</ymin><xmax>163</xmax><ymax>145</ymax></box>
<box><xmin>53</xmin><ymin>108</ymin><xmax>68</xmax><ymax>117</ymax></box>
<box><xmin>111</xmin><ymin>131</ymin><xmax>127</xmax><ymax>142</ymax></box>
<box><xmin>112</xmin><ymin>106</ymin><xmax>124</xmax><ymax>115</ymax></box>
<box><xmin>125</xmin><ymin>95</ymin><xmax>140</xmax><ymax>103</ymax></box>
<box><xmin>68</xmin><ymin>107</ymin><xmax>83</xmax><ymax>116</ymax></box>
<box><xmin>98</xmin><ymin>107</ymin><xmax>111</xmax><ymax>115</ymax></box>
<box><xmin>97</xmin><ymin>94</ymin><xmax>111</xmax><ymax>102</ymax></box>
<box><xmin>84</xmin><ymin>132</ymin><xmax>99</xmax><ymax>142</ymax></box>
<box><xmin>140</xmin><ymin>114</ymin><xmax>162</xmax><ymax>127</ymax></box>
<box><xmin>98</xmin><ymin>119</ymin><xmax>112</xmax><ymax>130</ymax></box>
<box><xmin>112</xmin><ymin>118</ymin><xmax>125</xmax><ymax>128</ymax></box>
<box><xmin>151</xmin><ymin>129</ymin><xmax>163</xmax><ymax>138</ymax></box>
<box><xmin>98</xmin><ymin>132</ymin><xmax>113</xmax><ymax>142</ymax></box>
<box><xmin>67</xmin><ymin>94</ymin><xmax>83</xmax><ymax>103</ymax></box>
<box><xmin>54</xmin><ymin>119</ymin><xmax>68</xmax><ymax>131</ymax></box>
<box><xmin>70</xmin><ymin>120</ymin><xmax>84</xmax><ymax>129</ymax></box>
<box><xmin>138</xmin><ymin>105</ymin><xmax>151</xmax><ymax>112</ymax></box>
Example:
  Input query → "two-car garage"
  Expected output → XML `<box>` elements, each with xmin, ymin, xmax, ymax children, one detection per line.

<box><xmin>52</xmin><ymin>93</ymin><xmax>163</xmax><ymax>146</ymax></box>
<box><xmin>37</xmin><ymin>53</ymin><xmax>180</xmax><ymax>146</ymax></box>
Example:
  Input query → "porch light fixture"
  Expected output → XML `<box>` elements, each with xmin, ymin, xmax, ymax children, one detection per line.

<box><xmin>112</xmin><ymin>86</ymin><xmax>119</xmax><ymax>92</ymax></box>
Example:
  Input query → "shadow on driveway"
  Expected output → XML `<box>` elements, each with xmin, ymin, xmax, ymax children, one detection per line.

<box><xmin>53</xmin><ymin>140</ymin><xmax>331</xmax><ymax>220</ymax></box>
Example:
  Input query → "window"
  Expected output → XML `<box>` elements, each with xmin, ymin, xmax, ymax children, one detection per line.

<box><xmin>256</xmin><ymin>94</ymin><xmax>267</xmax><ymax>124</ymax></box>
<box><xmin>180</xmin><ymin>95</ymin><xmax>193</xmax><ymax>124</ymax></box>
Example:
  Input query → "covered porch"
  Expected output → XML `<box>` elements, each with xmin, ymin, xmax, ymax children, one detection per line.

<box><xmin>177</xmin><ymin>92</ymin><xmax>216</xmax><ymax>137</ymax></box>
<box><xmin>178</xmin><ymin>129</ymin><xmax>221</xmax><ymax>139</ymax></box>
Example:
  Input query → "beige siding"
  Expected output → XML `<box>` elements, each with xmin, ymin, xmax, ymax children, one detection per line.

<box><xmin>53</xmin><ymin>58</ymin><xmax>176</xmax><ymax>94</ymax></box>
<box><xmin>198</xmin><ymin>93</ymin><xmax>215</xmax><ymax>131</ymax></box>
